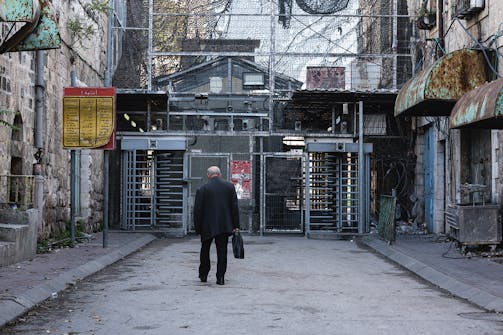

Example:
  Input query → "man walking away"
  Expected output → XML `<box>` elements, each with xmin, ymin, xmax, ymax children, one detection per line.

<box><xmin>194</xmin><ymin>166</ymin><xmax>240</xmax><ymax>285</ymax></box>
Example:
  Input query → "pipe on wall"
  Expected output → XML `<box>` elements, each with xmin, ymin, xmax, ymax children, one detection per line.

<box><xmin>437</xmin><ymin>0</ymin><xmax>445</xmax><ymax>58</ymax></box>
<box><xmin>34</xmin><ymin>50</ymin><xmax>45</xmax><ymax>238</ymax></box>
<box><xmin>35</xmin><ymin>50</ymin><xmax>45</xmax><ymax>149</ymax></box>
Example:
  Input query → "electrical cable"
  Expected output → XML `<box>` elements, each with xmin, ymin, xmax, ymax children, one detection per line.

<box><xmin>270</xmin><ymin>0</ymin><xmax>386</xmax><ymax>69</ymax></box>
<box><xmin>454</xmin><ymin>18</ymin><xmax>501</xmax><ymax>78</ymax></box>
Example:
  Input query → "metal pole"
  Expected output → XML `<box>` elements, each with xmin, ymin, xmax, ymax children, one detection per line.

<box><xmin>249</xmin><ymin>135</ymin><xmax>254</xmax><ymax>232</ymax></box>
<box><xmin>305</xmin><ymin>152</ymin><xmax>310</xmax><ymax>237</ymax></box>
<box><xmin>147</xmin><ymin>101</ymin><xmax>151</xmax><ymax>131</ymax></box>
<box><xmin>392</xmin><ymin>0</ymin><xmax>398</xmax><ymax>89</ymax></box>
<box><xmin>70</xmin><ymin>70</ymin><xmax>77</xmax><ymax>246</ymax></box>
<box><xmin>268</xmin><ymin>0</ymin><xmax>276</xmax><ymax>131</ymax></box>
<box><xmin>103</xmin><ymin>153</ymin><xmax>109</xmax><ymax>248</ymax></box>
<box><xmin>102</xmin><ymin>0</ymin><xmax>115</xmax><ymax>248</ymax></box>
<box><xmin>358</xmin><ymin>101</ymin><xmax>364</xmax><ymax>234</ymax></box>
<box><xmin>35</xmin><ymin>51</ymin><xmax>45</xmax><ymax>149</ymax></box>
<box><xmin>148</xmin><ymin>0</ymin><xmax>153</xmax><ymax>91</ymax></box>
<box><xmin>34</xmin><ymin>50</ymin><xmax>45</xmax><ymax>238</ymax></box>
<box><xmin>259</xmin><ymin>137</ymin><xmax>264</xmax><ymax>236</ymax></box>
<box><xmin>437</xmin><ymin>0</ymin><xmax>445</xmax><ymax>59</ymax></box>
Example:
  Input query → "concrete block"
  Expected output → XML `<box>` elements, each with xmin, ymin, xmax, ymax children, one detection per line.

<box><xmin>0</xmin><ymin>241</ymin><xmax>16</xmax><ymax>266</ymax></box>
<box><xmin>0</xmin><ymin>209</ymin><xmax>38</xmax><ymax>266</ymax></box>
<box><xmin>0</xmin><ymin>223</ymin><xmax>28</xmax><ymax>241</ymax></box>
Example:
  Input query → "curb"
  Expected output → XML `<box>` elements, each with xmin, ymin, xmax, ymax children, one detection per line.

<box><xmin>0</xmin><ymin>234</ymin><xmax>157</xmax><ymax>328</ymax></box>
<box><xmin>358</xmin><ymin>235</ymin><xmax>503</xmax><ymax>313</ymax></box>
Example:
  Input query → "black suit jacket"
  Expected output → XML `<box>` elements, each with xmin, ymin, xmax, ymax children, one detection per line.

<box><xmin>193</xmin><ymin>177</ymin><xmax>240</xmax><ymax>241</ymax></box>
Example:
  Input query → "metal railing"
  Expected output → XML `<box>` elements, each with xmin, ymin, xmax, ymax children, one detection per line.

<box><xmin>0</xmin><ymin>175</ymin><xmax>35</xmax><ymax>210</ymax></box>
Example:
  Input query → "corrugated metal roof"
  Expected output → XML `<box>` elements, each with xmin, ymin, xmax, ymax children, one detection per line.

<box><xmin>394</xmin><ymin>49</ymin><xmax>488</xmax><ymax>117</ymax></box>
<box><xmin>450</xmin><ymin>78</ymin><xmax>503</xmax><ymax>129</ymax></box>
<box><xmin>292</xmin><ymin>88</ymin><xmax>398</xmax><ymax>104</ymax></box>
<box><xmin>155</xmin><ymin>56</ymin><xmax>303</xmax><ymax>91</ymax></box>
<box><xmin>297</xmin><ymin>88</ymin><xmax>399</xmax><ymax>94</ymax></box>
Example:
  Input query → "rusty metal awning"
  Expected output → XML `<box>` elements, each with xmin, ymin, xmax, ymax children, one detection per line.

<box><xmin>0</xmin><ymin>0</ymin><xmax>61</xmax><ymax>53</ymax></box>
<box><xmin>394</xmin><ymin>49</ymin><xmax>488</xmax><ymax>117</ymax></box>
<box><xmin>450</xmin><ymin>78</ymin><xmax>503</xmax><ymax>129</ymax></box>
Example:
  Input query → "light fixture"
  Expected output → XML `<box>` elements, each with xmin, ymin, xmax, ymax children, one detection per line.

<box><xmin>124</xmin><ymin>113</ymin><xmax>130</xmax><ymax>121</ymax></box>
<box><xmin>131</xmin><ymin>121</ymin><xmax>136</xmax><ymax>127</ymax></box>
<box><xmin>283</xmin><ymin>136</ymin><xmax>305</xmax><ymax>147</ymax></box>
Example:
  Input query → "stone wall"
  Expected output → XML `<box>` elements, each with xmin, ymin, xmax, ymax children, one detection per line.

<box><xmin>0</xmin><ymin>0</ymin><xmax>111</xmax><ymax>240</ymax></box>
<box><xmin>412</xmin><ymin>1</ymin><xmax>503</xmax><ymax>233</ymax></box>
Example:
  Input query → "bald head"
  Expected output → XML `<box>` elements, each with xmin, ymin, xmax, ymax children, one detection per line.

<box><xmin>207</xmin><ymin>166</ymin><xmax>222</xmax><ymax>179</ymax></box>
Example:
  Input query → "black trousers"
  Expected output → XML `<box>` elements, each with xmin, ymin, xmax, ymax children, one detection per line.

<box><xmin>199</xmin><ymin>234</ymin><xmax>229</xmax><ymax>279</ymax></box>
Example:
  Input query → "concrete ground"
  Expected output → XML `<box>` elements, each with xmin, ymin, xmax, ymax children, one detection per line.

<box><xmin>360</xmin><ymin>234</ymin><xmax>503</xmax><ymax>312</ymax></box>
<box><xmin>0</xmin><ymin>231</ymin><xmax>157</xmax><ymax>329</ymax></box>
<box><xmin>1</xmin><ymin>235</ymin><xmax>502</xmax><ymax>335</ymax></box>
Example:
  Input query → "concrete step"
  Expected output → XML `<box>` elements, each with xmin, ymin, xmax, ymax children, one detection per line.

<box><xmin>0</xmin><ymin>223</ymin><xmax>30</xmax><ymax>242</ymax></box>
<box><xmin>0</xmin><ymin>223</ymin><xmax>36</xmax><ymax>267</ymax></box>
<box><xmin>0</xmin><ymin>240</ymin><xmax>16</xmax><ymax>266</ymax></box>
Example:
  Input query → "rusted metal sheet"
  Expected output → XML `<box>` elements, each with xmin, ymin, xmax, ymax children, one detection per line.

<box><xmin>450</xmin><ymin>78</ymin><xmax>503</xmax><ymax>129</ymax></box>
<box><xmin>0</xmin><ymin>0</ymin><xmax>40</xmax><ymax>53</ymax></box>
<box><xmin>0</xmin><ymin>0</ymin><xmax>35</xmax><ymax>22</ymax></box>
<box><xmin>395</xmin><ymin>49</ymin><xmax>488</xmax><ymax>117</ymax></box>
<box><xmin>9</xmin><ymin>0</ymin><xmax>60</xmax><ymax>52</ymax></box>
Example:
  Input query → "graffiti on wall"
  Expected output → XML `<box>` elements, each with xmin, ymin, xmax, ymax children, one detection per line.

<box><xmin>231</xmin><ymin>160</ymin><xmax>251</xmax><ymax>199</ymax></box>
<box><xmin>306</xmin><ymin>66</ymin><xmax>345</xmax><ymax>89</ymax></box>
<box><xmin>279</xmin><ymin>0</ymin><xmax>350</xmax><ymax>28</ymax></box>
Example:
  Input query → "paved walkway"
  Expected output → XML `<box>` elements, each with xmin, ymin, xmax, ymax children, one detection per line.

<box><xmin>359</xmin><ymin>233</ymin><xmax>503</xmax><ymax>312</ymax></box>
<box><xmin>1</xmin><ymin>230</ymin><xmax>503</xmax><ymax>329</ymax></box>
<box><xmin>0</xmin><ymin>231</ymin><xmax>156</xmax><ymax>328</ymax></box>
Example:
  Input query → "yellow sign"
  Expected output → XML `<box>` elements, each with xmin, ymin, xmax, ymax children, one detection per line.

<box><xmin>62</xmin><ymin>88</ymin><xmax>115</xmax><ymax>149</ymax></box>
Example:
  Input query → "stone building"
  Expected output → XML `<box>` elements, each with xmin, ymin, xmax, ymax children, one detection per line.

<box><xmin>0</xmin><ymin>0</ymin><xmax>125</xmax><ymax>240</ymax></box>
<box><xmin>395</xmin><ymin>0</ymin><xmax>503</xmax><ymax>246</ymax></box>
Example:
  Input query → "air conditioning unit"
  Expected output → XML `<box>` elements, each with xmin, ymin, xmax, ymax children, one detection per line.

<box><xmin>454</xmin><ymin>0</ymin><xmax>484</xmax><ymax>19</ymax></box>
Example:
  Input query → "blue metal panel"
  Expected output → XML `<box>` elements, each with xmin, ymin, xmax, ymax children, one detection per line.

<box><xmin>423</xmin><ymin>126</ymin><xmax>435</xmax><ymax>232</ymax></box>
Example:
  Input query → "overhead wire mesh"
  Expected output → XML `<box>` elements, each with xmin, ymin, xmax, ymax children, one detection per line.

<box><xmin>114</xmin><ymin>0</ymin><xmax>414</xmax><ymax>91</ymax></box>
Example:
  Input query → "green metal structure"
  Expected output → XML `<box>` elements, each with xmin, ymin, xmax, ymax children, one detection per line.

<box><xmin>450</xmin><ymin>78</ymin><xmax>503</xmax><ymax>129</ymax></box>
<box><xmin>0</xmin><ymin>0</ymin><xmax>60</xmax><ymax>53</ymax></box>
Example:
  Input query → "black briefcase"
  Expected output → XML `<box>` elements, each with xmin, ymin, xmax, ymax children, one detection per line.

<box><xmin>232</xmin><ymin>231</ymin><xmax>244</xmax><ymax>259</ymax></box>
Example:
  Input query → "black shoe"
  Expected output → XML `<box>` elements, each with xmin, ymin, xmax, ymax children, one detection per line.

<box><xmin>199</xmin><ymin>275</ymin><xmax>207</xmax><ymax>283</ymax></box>
<box><xmin>216</xmin><ymin>277</ymin><xmax>224</xmax><ymax>285</ymax></box>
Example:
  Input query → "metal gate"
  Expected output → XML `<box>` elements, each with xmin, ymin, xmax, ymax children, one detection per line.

<box><xmin>306</xmin><ymin>151</ymin><xmax>359</xmax><ymax>234</ymax></box>
<box><xmin>121</xmin><ymin>149</ymin><xmax>185</xmax><ymax>233</ymax></box>
<box><xmin>263</xmin><ymin>154</ymin><xmax>304</xmax><ymax>233</ymax></box>
<box><xmin>186</xmin><ymin>153</ymin><xmax>231</xmax><ymax>233</ymax></box>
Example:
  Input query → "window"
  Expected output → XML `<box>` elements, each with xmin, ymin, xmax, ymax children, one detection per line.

<box><xmin>242</xmin><ymin>72</ymin><xmax>265</xmax><ymax>89</ymax></box>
